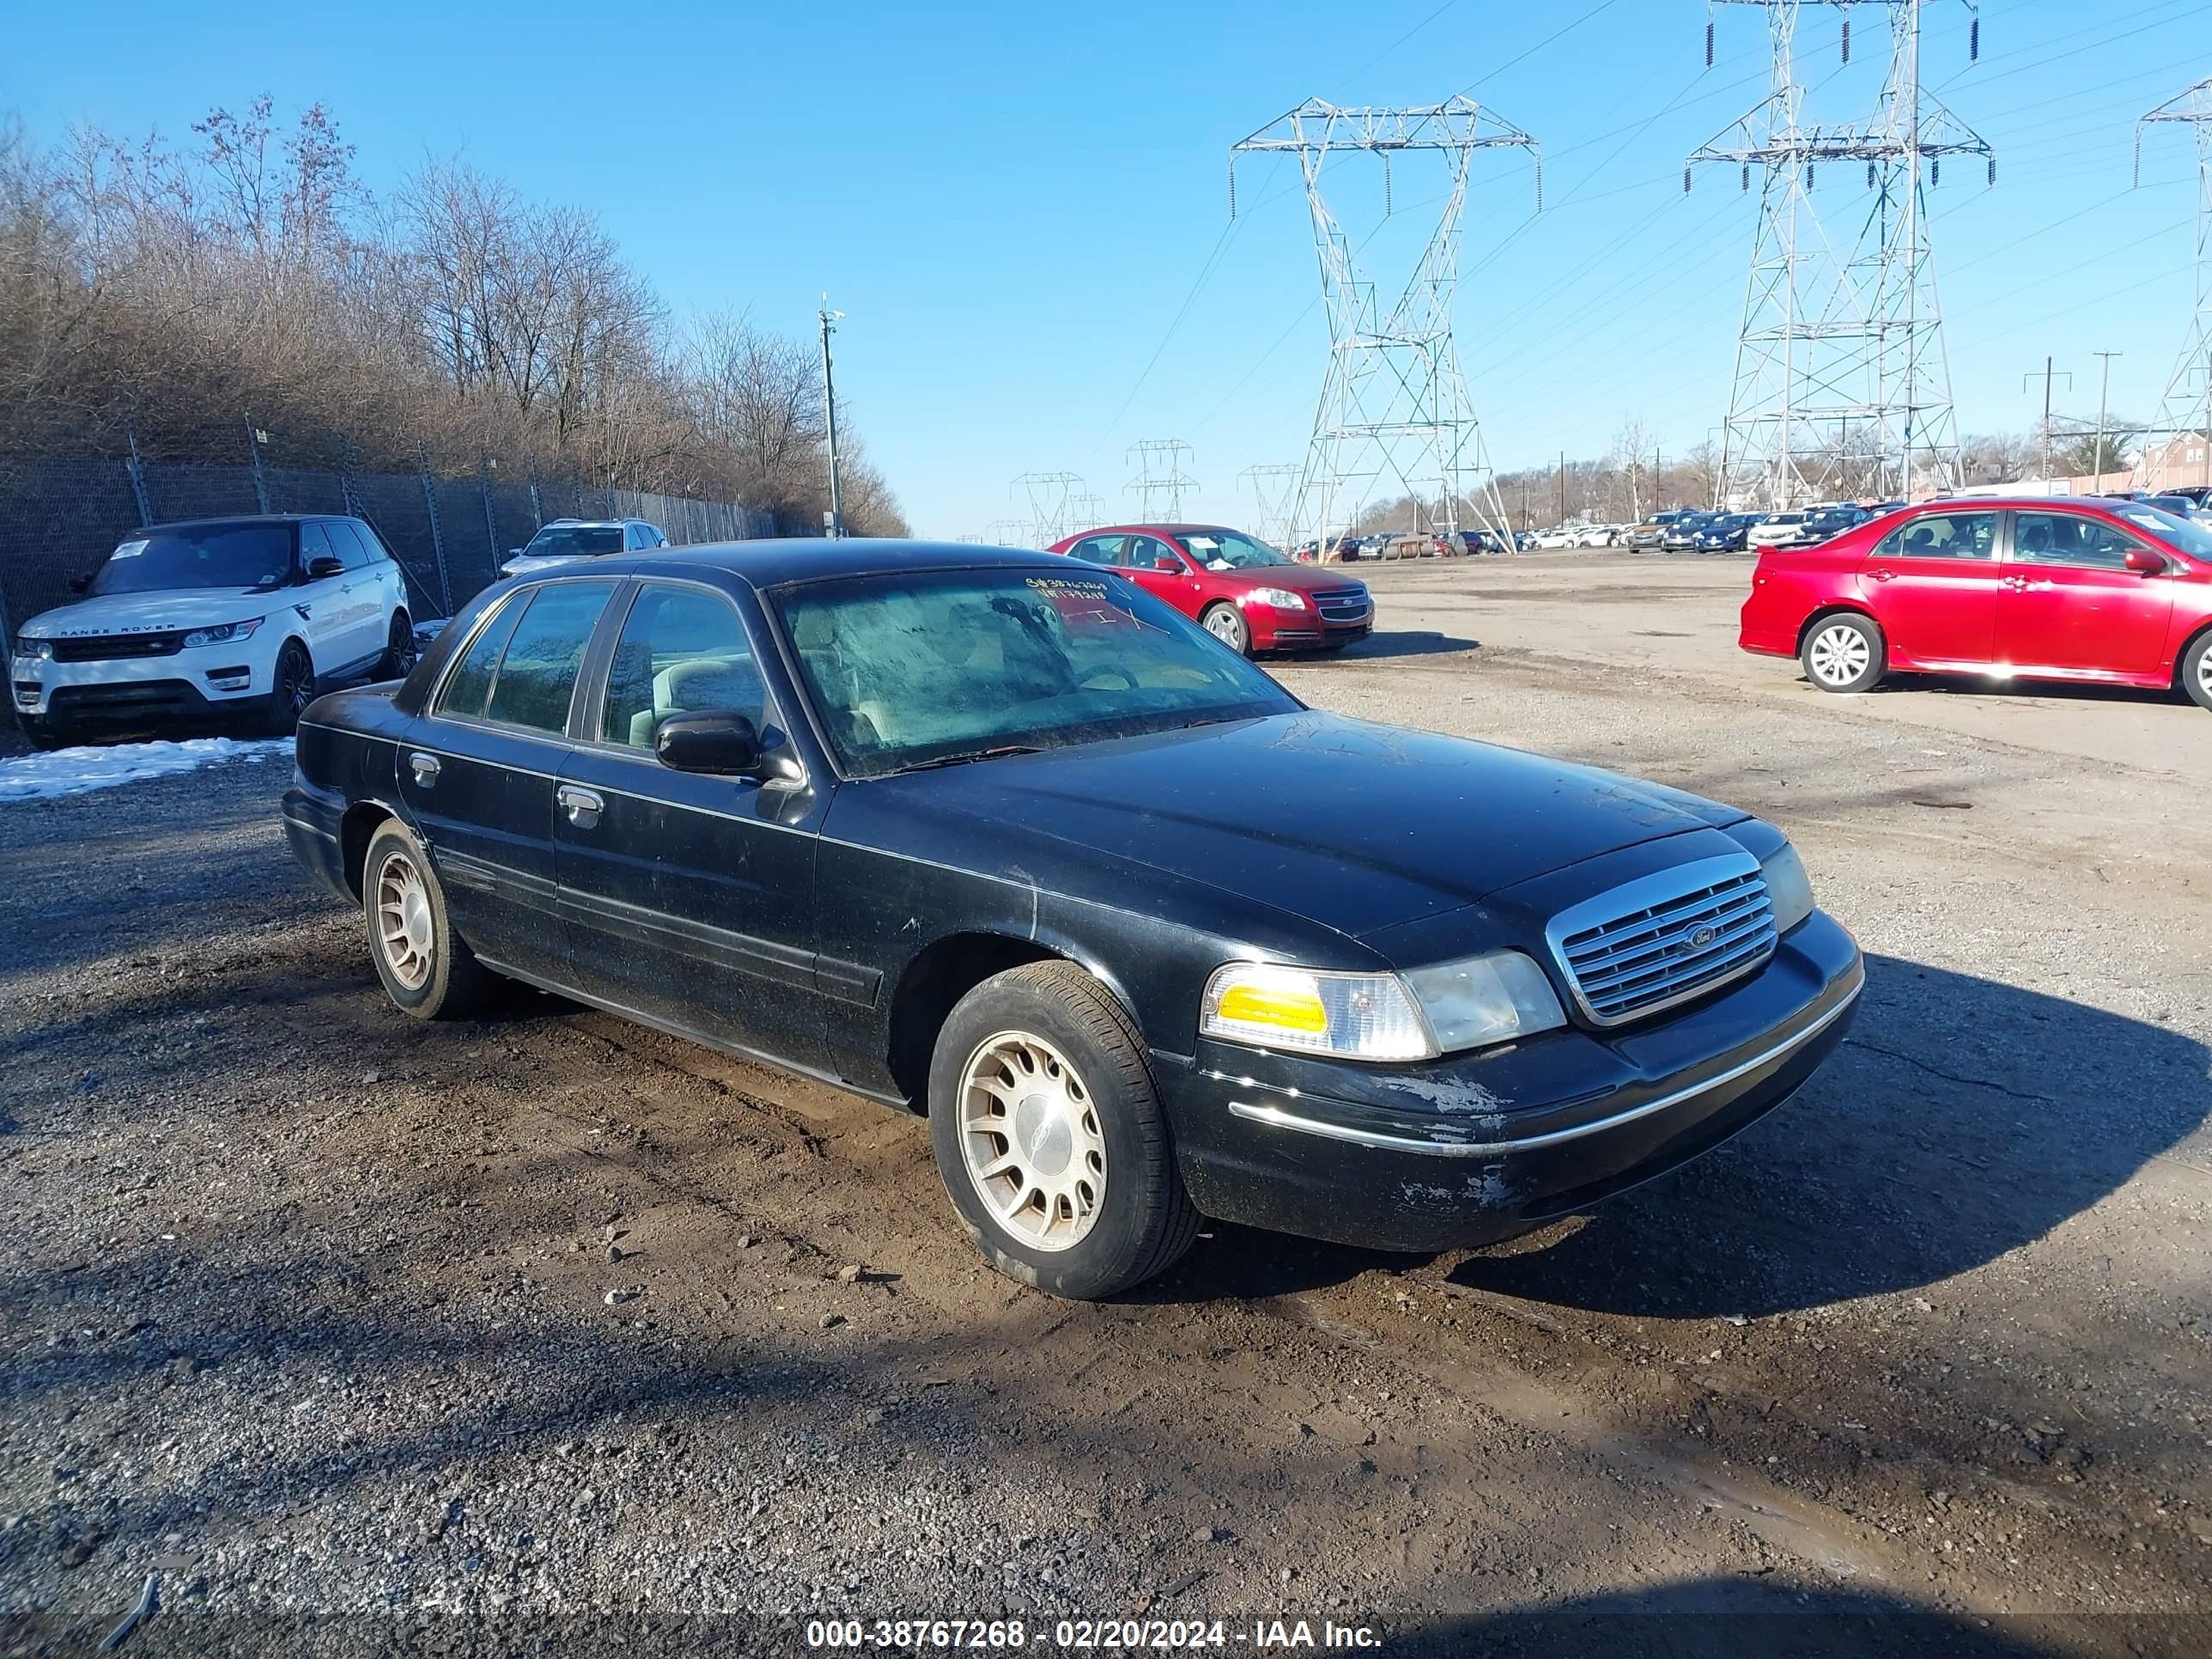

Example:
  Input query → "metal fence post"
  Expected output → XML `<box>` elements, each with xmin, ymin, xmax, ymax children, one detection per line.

<box><xmin>338</xmin><ymin>437</ymin><xmax>363</xmax><ymax>519</ymax></box>
<box><xmin>479</xmin><ymin>456</ymin><xmax>500</xmax><ymax>564</ymax></box>
<box><xmin>528</xmin><ymin>482</ymin><xmax>544</xmax><ymax>528</ymax></box>
<box><xmin>245</xmin><ymin>417</ymin><xmax>270</xmax><ymax>514</ymax></box>
<box><xmin>418</xmin><ymin>454</ymin><xmax>453</xmax><ymax>617</ymax></box>
<box><xmin>124</xmin><ymin>424</ymin><xmax>152</xmax><ymax>526</ymax></box>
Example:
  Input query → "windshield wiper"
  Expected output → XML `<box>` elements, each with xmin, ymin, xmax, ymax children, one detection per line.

<box><xmin>893</xmin><ymin>744</ymin><xmax>1043</xmax><ymax>775</ymax></box>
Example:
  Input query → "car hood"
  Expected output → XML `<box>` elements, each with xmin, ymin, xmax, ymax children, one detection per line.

<box><xmin>18</xmin><ymin>589</ymin><xmax>283</xmax><ymax>637</ymax></box>
<box><xmin>871</xmin><ymin>711</ymin><xmax>1747</xmax><ymax>939</ymax></box>
<box><xmin>1199</xmin><ymin>563</ymin><xmax>1365</xmax><ymax>592</ymax></box>
<box><xmin>501</xmin><ymin>554</ymin><xmax>586</xmax><ymax>575</ymax></box>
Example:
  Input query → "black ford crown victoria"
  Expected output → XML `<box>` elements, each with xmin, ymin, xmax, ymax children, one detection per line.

<box><xmin>283</xmin><ymin>541</ymin><xmax>1863</xmax><ymax>1298</ymax></box>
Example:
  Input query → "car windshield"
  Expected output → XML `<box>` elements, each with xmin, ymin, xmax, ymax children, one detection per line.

<box><xmin>1178</xmin><ymin>530</ymin><xmax>1293</xmax><ymax>570</ymax></box>
<box><xmin>522</xmin><ymin>525</ymin><xmax>623</xmax><ymax>558</ymax></box>
<box><xmin>774</xmin><ymin>568</ymin><xmax>1300</xmax><ymax>778</ymax></box>
<box><xmin>88</xmin><ymin>525</ymin><xmax>292</xmax><ymax>596</ymax></box>
<box><xmin>2114</xmin><ymin>502</ymin><xmax>2212</xmax><ymax>560</ymax></box>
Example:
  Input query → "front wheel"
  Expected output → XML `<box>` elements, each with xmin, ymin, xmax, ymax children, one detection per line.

<box><xmin>260</xmin><ymin>639</ymin><xmax>316</xmax><ymax>734</ymax></box>
<box><xmin>1802</xmin><ymin>613</ymin><xmax>1885</xmax><ymax>694</ymax></box>
<box><xmin>1200</xmin><ymin>602</ymin><xmax>1251</xmax><ymax>656</ymax></box>
<box><xmin>927</xmin><ymin>962</ymin><xmax>1200</xmax><ymax>1300</ymax></box>
<box><xmin>2183</xmin><ymin>630</ymin><xmax>2212</xmax><ymax>712</ymax></box>
<box><xmin>362</xmin><ymin>819</ymin><xmax>494</xmax><ymax>1019</ymax></box>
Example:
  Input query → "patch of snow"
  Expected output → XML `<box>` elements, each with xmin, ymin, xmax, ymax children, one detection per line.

<box><xmin>0</xmin><ymin>736</ymin><xmax>295</xmax><ymax>803</ymax></box>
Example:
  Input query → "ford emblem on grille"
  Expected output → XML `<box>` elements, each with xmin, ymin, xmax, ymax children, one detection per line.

<box><xmin>1682</xmin><ymin>924</ymin><xmax>1719</xmax><ymax>951</ymax></box>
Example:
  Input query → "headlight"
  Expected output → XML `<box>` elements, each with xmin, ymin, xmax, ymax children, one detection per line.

<box><xmin>1200</xmin><ymin>951</ymin><xmax>1565</xmax><ymax>1062</ymax></box>
<box><xmin>180</xmin><ymin>618</ymin><xmax>263</xmax><ymax>648</ymax></box>
<box><xmin>1760</xmin><ymin>842</ymin><xmax>1816</xmax><ymax>934</ymax></box>
<box><xmin>1242</xmin><ymin>587</ymin><xmax>1309</xmax><ymax>611</ymax></box>
<box><xmin>15</xmin><ymin>638</ymin><xmax>54</xmax><ymax>661</ymax></box>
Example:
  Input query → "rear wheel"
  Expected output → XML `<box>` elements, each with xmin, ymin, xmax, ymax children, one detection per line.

<box><xmin>1200</xmin><ymin>603</ymin><xmax>1250</xmax><ymax>656</ymax></box>
<box><xmin>261</xmin><ymin>640</ymin><xmax>315</xmax><ymax>734</ymax></box>
<box><xmin>1802</xmin><ymin>613</ymin><xmax>1885</xmax><ymax>694</ymax></box>
<box><xmin>2183</xmin><ymin>630</ymin><xmax>2212</xmax><ymax>712</ymax></box>
<box><xmin>927</xmin><ymin>962</ymin><xmax>1200</xmax><ymax>1299</ymax></box>
<box><xmin>362</xmin><ymin>819</ymin><xmax>493</xmax><ymax>1019</ymax></box>
<box><xmin>378</xmin><ymin>611</ymin><xmax>417</xmax><ymax>681</ymax></box>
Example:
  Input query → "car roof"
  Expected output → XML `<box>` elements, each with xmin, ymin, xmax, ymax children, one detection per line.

<box><xmin>1060</xmin><ymin>523</ymin><xmax>1250</xmax><ymax>541</ymax></box>
<box><xmin>134</xmin><ymin>514</ymin><xmax>349</xmax><ymax>536</ymax></box>
<box><xmin>620</xmin><ymin>538</ymin><xmax>1075</xmax><ymax>589</ymax></box>
<box><xmin>538</xmin><ymin>519</ymin><xmax>647</xmax><ymax>530</ymax></box>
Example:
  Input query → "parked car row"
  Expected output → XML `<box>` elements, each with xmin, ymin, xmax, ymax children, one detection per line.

<box><xmin>11</xmin><ymin>514</ymin><xmax>672</xmax><ymax>750</ymax></box>
<box><xmin>1623</xmin><ymin>503</ymin><xmax>1900</xmax><ymax>556</ymax></box>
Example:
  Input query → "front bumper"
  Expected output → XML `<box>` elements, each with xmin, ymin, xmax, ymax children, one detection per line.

<box><xmin>1156</xmin><ymin>910</ymin><xmax>1863</xmax><ymax>1253</ymax></box>
<box><xmin>1248</xmin><ymin>599</ymin><xmax>1374</xmax><ymax>651</ymax></box>
<box><xmin>13</xmin><ymin>649</ymin><xmax>267</xmax><ymax>724</ymax></box>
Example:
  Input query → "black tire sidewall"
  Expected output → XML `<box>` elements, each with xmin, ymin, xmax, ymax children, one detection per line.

<box><xmin>927</xmin><ymin>968</ymin><xmax>1181</xmax><ymax>1299</ymax></box>
<box><xmin>1201</xmin><ymin>604</ymin><xmax>1250</xmax><ymax>656</ymax></box>
<box><xmin>362</xmin><ymin>822</ymin><xmax>459</xmax><ymax>1018</ymax></box>
<box><xmin>1802</xmin><ymin>613</ymin><xmax>1884</xmax><ymax>694</ymax></box>
<box><xmin>266</xmin><ymin>640</ymin><xmax>314</xmax><ymax>733</ymax></box>
<box><xmin>380</xmin><ymin>611</ymin><xmax>416</xmax><ymax>680</ymax></box>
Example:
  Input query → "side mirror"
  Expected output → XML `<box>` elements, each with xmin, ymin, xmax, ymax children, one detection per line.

<box><xmin>307</xmin><ymin>555</ymin><xmax>345</xmax><ymax>580</ymax></box>
<box><xmin>507</xmin><ymin>547</ymin><xmax>522</xmax><ymax>557</ymax></box>
<box><xmin>654</xmin><ymin>709</ymin><xmax>803</xmax><ymax>783</ymax></box>
<box><xmin>2124</xmin><ymin>548</ymin><xmax>2168</xmax><ymax>576</ymax></box>
<box><xmin>1155</xmin><ymin>556</ymin><xmax>1182</xmax><ymax>572</ymax></box>
<box><xmin>67</xmin><ymin>574</ymin><xmax>89</xmax><ymax>594</ymax></box>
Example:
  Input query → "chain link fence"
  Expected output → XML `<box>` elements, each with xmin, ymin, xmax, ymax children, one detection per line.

<box><xmin>0</xmin><ymin>455</ymin><xmax>780</xmax><ymax>647</ymax></box>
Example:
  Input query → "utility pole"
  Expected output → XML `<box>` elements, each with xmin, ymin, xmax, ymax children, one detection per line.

<box><xmin>2093</xmin><ymin>350</ymin><xmax>2123</xmax><ymax>491</ymax></box>
<box><xmin>818</xmin><ymin>296</ymin><xmax>846</xmax><ymax>538</ymax></box>
<box><xmin>1557</xmin><ymin>450</ymin><xmax>1566</xmax><ymax>524</ymax></box>
<box><xmin>2022</xmin><ymin>357</ymin><xmax>2071</xmax><ymax>479</ymax></box>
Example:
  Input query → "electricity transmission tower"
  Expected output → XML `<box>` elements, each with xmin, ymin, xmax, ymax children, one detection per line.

<box><xmin>1126</xmin><ymin>441</ymin><xmax>1198</xmax><ymax>520</ymax></box>
<box><xmin>1239</xmin><ymin>464</ymin><xmax>1301</xmax><ymax>547</ymax></box>
<box><xmin>1231</xmin><ymin>97</ymin><xmax>1540</xmax><ymax>556</ymax></box>
<box><xmin>1067</xmin><ymin>491</ymin><xmax>1109</xmax><ymax>530</ymax></box>
<box><xmin>1010</xmin><ymin>472</ymin><xmax>1085</xmax><ymax>547</ymax></box>
<box><xmin>2138</xmin><ymin>78</ymin><xmax>2212</xmax><ymax>471</ymax></box>
<box><xmin>1690</xmin><ymin>0</ymin><xmax>1991</xmax><ymax>508</ymax></box>
<box><xmin>985</xmin><ymin>516</ymin><xmax>1036</xmax><ymax>548</ymax></box>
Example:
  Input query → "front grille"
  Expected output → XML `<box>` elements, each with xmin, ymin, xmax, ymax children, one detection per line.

<box><xmin>1309</xmin><ymin>586</ymin><xmax>1371</xmax><ymax>623</ymax></box>
<box><xmin>1548</xmin><ymin>855</ymin><xmax>1777</xmax><ymax>1026</ymax></box>
<box><xmin>50</xmin><ymin>631</ymin><xmax>185</xmax><ymax>662</ymax></box>
<box><xmin>46</xmin><ymin>679</ymin><xmax>209</xmax><ymax>719</ymax></box>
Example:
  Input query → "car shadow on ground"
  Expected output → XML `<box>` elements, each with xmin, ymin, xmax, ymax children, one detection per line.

<box><xmin>1152</xmin><ymin>952</ymin><xmax>2207</xmax><ymax>1317</ymax></box>
<box><xmin>1396</xmin><ymin>1577</ymin><xmax>2179</xmax><ymax>1657</ymax></box>
<box><xmin>1803</xmin><ymin>671</ymin><xmax>2191</xmax><ymax>711</ymax></box>
<box><xmin>1319</xmin><ymin>630</ymin><xmax>1481</xmax><ymax>661</ymax></box>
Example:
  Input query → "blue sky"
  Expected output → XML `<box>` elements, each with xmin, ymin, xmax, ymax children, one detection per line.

<box><xmin>3</xmin><ymin>0</ymin><xmax>2207</xmax><ymax>535</ymax></box>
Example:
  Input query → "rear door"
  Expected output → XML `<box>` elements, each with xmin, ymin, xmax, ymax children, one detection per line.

<box><xmin>553</xmin><ymin>579</ymin><xmax>831</xmax><ymax>1072</ymax></box>
<box><xmin>1997</xmin><ymin>508</ymin><xmax>2176</xmax><ymax>679</ymax></box>
<box><xmin>398</xmin><ymin>580</ymin><xmax>618</xmax><ymax>971</ymax></box>
<box><xmin>1857</xmin><ymin>508</ymin><xmax>2003</xmax><ymax>669</ymax></box>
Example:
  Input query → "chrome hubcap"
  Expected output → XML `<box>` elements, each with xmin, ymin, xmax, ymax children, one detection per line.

<box><xmin>391</xmin><ymin>622</ymin><xmax>417</xmax><ymax>673</ymax></box>
<box><xmin>1206</xmin><ymin>610</ymin><xmax>1242</xmax><ymax>645</ymax></box>
<box><xmin>374</xmin><ymin>852</ymin><xmax>434</xmax><ymax>990</ymax></box>
<box><xmin>958</xmin><ymin>1031</ymin><xmax>1106</xmax><ymax>1252</ymax></box>
<box><xmin>2198</xmin><ymin>651</ymin><xmax>2212</xmax><ymax>700</ymax></box>
<box><xmin>1808</xmin><ymin>623</ymin><xmax>1870</xmax><ymax>687</ymax></box>
<box><xmin>283</xmin><ymin>653</ymin><xmax>311</xmax><ymax>711</ymax></box>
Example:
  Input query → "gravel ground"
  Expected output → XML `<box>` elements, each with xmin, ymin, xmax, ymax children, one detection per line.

<box><xmin>2</xmin><ymin>551</ymin><xmax>2207</xmax><ymax>1658</ymax></box>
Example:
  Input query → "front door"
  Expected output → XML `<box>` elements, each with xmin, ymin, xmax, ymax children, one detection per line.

<box><xmin>553</xmin><ymin>580</ymin><xmax>831</xmax><ymax>1073</ymax></box>
<box><xmin>295</xmin><ymin>522</ymin><xmax>377</xmax><ymax>672</ymax></box>
<box><xmin>1997</xmin><ymin>509</ymin><xmax>2177</xmax><ymax>680</ymax></box>
<box><xmin>398</xmin><ymin>579</ymin><xmax>617</xmax><ymax>970</ymax></box>
<box><xmin>1122</xmin><ymin>534</ymin><xmax>1205</xmax><ymax>618</ymax></box>
<box><xmin>1857</xmin><ymin>508</ymin><xmax>2004</xmax><ymax>669</ymax></box>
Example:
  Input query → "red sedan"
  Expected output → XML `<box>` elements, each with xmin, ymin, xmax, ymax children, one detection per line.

<box><xmin>1046</xmin><ymin>524</ymin><xmax>1373</xmax><ymax>656</ymax></box>
<box><xmin>1738</xmin><ymin>495</ymin><xmax>2212</xmax><ymax>710</ymax></box>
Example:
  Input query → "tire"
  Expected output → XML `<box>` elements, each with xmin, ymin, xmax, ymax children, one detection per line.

<box><xmin>377</xmin><ymin>611</ymin><xmax>417</xmax><ymax>681</ymax></box>
<box><xmin>362</xmin><ymin>818</ymin><xmax>494</xmax><ymax>1020</ymax></box>
<box><xmin>261</xmin><ymin>639</ymin><xmax>316</xmax><ymax>735</ymax></box>
<box><xmin>927</xmin><ymin>962</ymin><xmax>1200</xmax><ymax>1300</ymax></box>
<box><xmin>2184</xmin><ymin>630</ymin><xmax>2212</xmax><ymax>713</ymax></box>
<box><xmin>1200</xmin><ymin>602</ymin><xmax>1250</xmax><ymax>656</ymax></box>
<box><xmin>17</xmin><ymin>715</ymin><xmax>71</xmax><ymax>751</ymax></box>
<box><xmin>1801</xmin><ymin>612</ymin><xmax>1885</xmax><ymax>694</ymax></box>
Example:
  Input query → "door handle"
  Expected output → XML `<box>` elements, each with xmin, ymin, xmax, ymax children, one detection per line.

<box><xmin>408</xmin><ymin>751</ymin><xmax>441</xmax><ymax>786</ymax></box>
<box><xmin>556</xmin><ymin>784</ymin><xmax>605</xmax><ymax>829</ymax></box>
<box><xmin>1867</xmin><ymin>568</ymin><xmax>1895</xmax><ymax>582</ymax></box>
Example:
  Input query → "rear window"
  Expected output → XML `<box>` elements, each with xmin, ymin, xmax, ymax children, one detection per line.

<box><xmin>522</xmin><ymin>525</ymin><xmax>624</xmax><ymax>559</ymax></box>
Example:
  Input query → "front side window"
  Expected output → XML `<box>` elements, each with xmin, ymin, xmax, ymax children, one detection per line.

<box><xmin>299</xmin><ymin>522</ymin><xmax>340</xmax><ymax>574</ymax></box>
<box><xmin>89</xmin><ymin>524</ymin><xmax>294</xmax><ymax>596</ymax></box>
<box><xmin>1874</xmin><ymin>512</ymin><xmax>1996</xmax><ymax>562</ymax></box>
<box><xmin>773</xmin><ymin>568</ymin><xmax>1300</xmax><ymax>777</ymax></box>
<box><xmin>1178</xmin><ymin>530</ymin><xmax>1294</xmax><ymax>571</ymax></box>
<box><xmin>2011</xmin><ymin>513</ymin><xmax>2141</xmax><ymax>571</ymax></box>
<box><xmin>1127</xmin><ymin>536</ymin><xmax>1182</xmax><ymax>572</ymax></box>
<box><xmin>599</xmin><ymin>584</ymin><xmax>766</xmax><ymax>749</ymax></box>
<box><xmin>325</xmin><ymin>520</ymin><xmax>372</xmax><ymax>569</ymax></box>
<box><xmin>438</xmin><ymin>580</ymin><xmax>614</xmax><ymax>733</ymax></box>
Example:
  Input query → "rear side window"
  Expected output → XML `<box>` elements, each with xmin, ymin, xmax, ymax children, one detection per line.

<box><xmin>437</xmin><ymin>581</ymin><xmax>615</xmax><ymax>733</ymax></box>
<box><xmin>1873</xmin><ymin>513</ymin><xmax>1996</xmax><ymax>561</ymax></box>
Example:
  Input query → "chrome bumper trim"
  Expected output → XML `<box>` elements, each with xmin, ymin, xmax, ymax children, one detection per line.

<box><xmin>1227</xmin><ymin>962</ymin><xmax>1863</xmax><ymax>1158</ymax></box>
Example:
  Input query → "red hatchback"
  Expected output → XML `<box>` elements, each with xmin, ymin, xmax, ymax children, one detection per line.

<box><xmin>1739</xmin><ymin>496</ymin><xmax>2212</xmax><ymax>710</ymax></box>
<box><xmin>1046</xmin><ymin>524</ymin><xmax>1373</xmax><ymax>656</ymax></box>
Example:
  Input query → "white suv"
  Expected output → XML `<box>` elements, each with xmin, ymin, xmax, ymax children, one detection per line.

<box><xmin>11</xmin><ymin>514</ymin><xmax>415</xmax><ymax>748</ymax></box>
<box><xmin>500</xmin><ymin>518</ymin><xmax>667</xmax><ymax>578</ymax></box>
